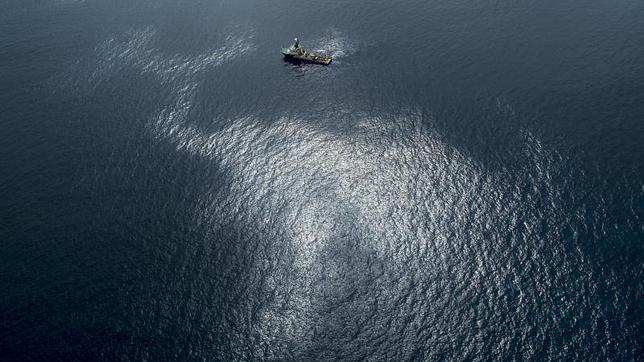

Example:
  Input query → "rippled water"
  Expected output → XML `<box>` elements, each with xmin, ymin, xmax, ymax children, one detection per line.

<box><xmin>1</xmin><ymin>0</ymin><xmax>643</xmax><ymax>360</ymax></box>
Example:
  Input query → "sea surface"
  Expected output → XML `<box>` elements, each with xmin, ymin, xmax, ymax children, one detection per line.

<box><xmin>1</xmin><ymin>0</ymin><xmax>643</xmax><ymax>360</ymax></box>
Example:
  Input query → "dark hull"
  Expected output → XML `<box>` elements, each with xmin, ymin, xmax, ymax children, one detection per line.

<box><xmin>282</xmin><ymin>52</ymin><xmax>332</xmax><ymax>65</ymax></box>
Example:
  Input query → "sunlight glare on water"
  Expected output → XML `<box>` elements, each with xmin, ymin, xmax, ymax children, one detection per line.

<box><xmin>0</xmin><ymin>0</ymin><xmax>642</xmax><ymax>359</ymax></box>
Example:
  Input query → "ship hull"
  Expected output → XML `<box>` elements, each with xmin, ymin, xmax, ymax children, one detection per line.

<box><xmin>281</xmin><ymin>49</ymin><xmax>332</xmax><ymax>65</ymax></box>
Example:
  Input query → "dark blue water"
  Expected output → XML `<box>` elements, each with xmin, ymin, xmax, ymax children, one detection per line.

<box><xmin>1</xmin><ymin>0</ymin><xmax>643</xmax><ymax>360</ymax></box>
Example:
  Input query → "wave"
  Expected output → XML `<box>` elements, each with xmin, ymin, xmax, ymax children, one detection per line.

<box><xmin>93</xmin><ymin>27</ymin><xmax>254</xmax><ymax>87</ymax></box>
<box><xmin>149</xmin><ymin>100</ymin><xmax>592</xmax><ymax>357</ymax></box>
<box><xmin>309</xmin><ymin>29</ymin><xmax>358</xmax><ymax>59</ymax></box>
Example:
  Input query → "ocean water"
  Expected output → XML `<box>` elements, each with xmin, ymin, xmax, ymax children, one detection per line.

<box><xmin>1</xmin><ymin>0</ymin><xmax>643</xmax><ymax>360</ymax></box>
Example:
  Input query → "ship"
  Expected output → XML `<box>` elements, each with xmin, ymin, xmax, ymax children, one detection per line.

<box><xmin>281</xmin><ymin>38</ymin><xmax>332</xmax><ymax>65</ymax></box>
